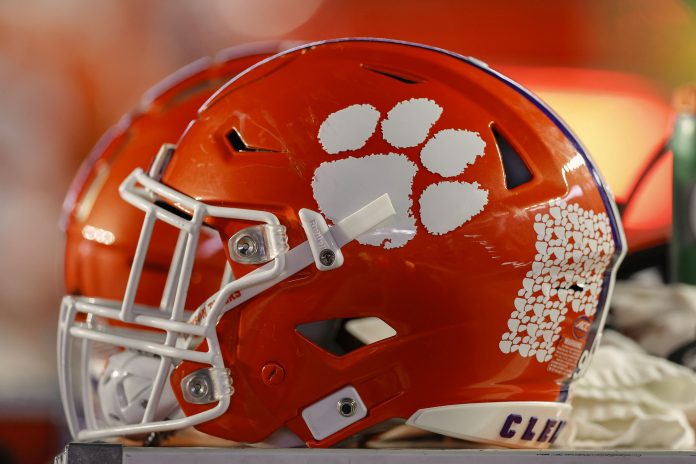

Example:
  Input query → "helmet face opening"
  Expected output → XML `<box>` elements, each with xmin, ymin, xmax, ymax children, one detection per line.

<box><xmin>59</xmin><ymin>38</ymin><xmax>625</xmax><ymax>449</ymax></box>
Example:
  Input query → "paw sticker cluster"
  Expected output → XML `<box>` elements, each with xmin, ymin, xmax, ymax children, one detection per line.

<box><xmin>499</xmin><ymin>201</ymin><xmax>615</xmax><ymax>363</ymax></box>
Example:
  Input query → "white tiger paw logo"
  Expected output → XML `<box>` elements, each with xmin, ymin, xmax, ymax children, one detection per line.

<box><xmin>312</xmin><ymin>98</ymin><xmax>489</xmax><ymax>249</ymax></box>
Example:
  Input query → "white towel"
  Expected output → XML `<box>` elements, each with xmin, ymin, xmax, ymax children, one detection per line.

<box><xmin>562</xmin><ymin>330</ymin><xmax>696</xmax><ymax>449</ymax></box>
<box><xmin>611</xmin><ymin>280</ymin><xmax>696</xmax><ymax>363</ymax></box>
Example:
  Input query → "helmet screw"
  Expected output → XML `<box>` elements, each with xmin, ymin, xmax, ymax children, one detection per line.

<box><xmin>337</xmin><ymin>397</ymin><xmax>357</xmax><ymax>417</ymax></box>
<box><xmin>319</xmin><ymin>249</ymin><xmax>335</xmax><ymax>266</ymax></box>
<box><xmin>187</xmin><ymin>374</ymin><xmax>210</xmax><ymax>400</ymax></box>
<box><xmin>261</xmin><ymin>362</ymin><xmax>285</xmax><ymax>386</ymax></box>
<box><xmin>236</xmin><ymin>235</ymin><xmax>257</xmax><ymax>258</ymax></box>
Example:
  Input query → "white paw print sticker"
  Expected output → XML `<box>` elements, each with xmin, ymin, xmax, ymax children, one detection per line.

<box><xmin>312</xmin><ymin>98</ymin><xmax>488</xmax><ymax>248</ymax></box>
<box><xmin>498</xmin><ymin>200</ymin><xmax>615</xmax><ymax>363</ymax></box>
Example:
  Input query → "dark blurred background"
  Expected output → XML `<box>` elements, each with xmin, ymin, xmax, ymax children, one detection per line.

<box><xmin>1</xmin><ymin>1</ymin><xmax>695</xmax><ymax>462</ymax></box>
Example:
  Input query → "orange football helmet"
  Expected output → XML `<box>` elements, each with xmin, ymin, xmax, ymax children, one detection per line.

<box><xmin>59</xmin><ymin>39</ymin><xmax>625</xmax><ymax>449</ymax></box>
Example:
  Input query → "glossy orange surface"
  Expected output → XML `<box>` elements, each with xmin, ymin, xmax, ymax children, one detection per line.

<box><xmin>163</xmin><ymin>39</ymin><xmax>623</xmax><ymax>446</ymax></box>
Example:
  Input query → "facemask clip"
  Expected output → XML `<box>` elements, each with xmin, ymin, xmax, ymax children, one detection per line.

<box><xmin>229</xmin><ymin>224</ymin><xmax>289</xmax><ymax>265</ymax></box>
<box><xmin>180</xmin><ymin>367</ymin><xmax>234</xmax><ymax>405</ymax></box>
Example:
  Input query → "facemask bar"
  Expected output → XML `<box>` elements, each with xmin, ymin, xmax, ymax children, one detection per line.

<box><xmin>58</xmin><ymin>167</ymin><xmax>396</xmax><ymax>442</ymax></box>
<box><xmin>58</xmin><ymin>167</ymin><xmax>286</xmax><ymax>441</ymax></box>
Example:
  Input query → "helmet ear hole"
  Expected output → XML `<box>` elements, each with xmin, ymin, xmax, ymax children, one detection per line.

<box><xmin>296</xmin><ymin>317</ymin><xmax>396</xmax><ymax>356</ymax></box>
<box><xmin>492</xmin><ymin>124</ymin><xmax>533</xmax><ymax>189</ymax></box>
<box><xmin>568</xmin><ymin>283</ymin><xmax>585</xmax><ymax>292</ymax></box>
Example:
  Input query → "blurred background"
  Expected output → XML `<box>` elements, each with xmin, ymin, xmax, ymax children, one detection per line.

<box><xmin>2</xmin><ymin>0</ymin><xmax>696</xmax><ymax>462</ymax></box>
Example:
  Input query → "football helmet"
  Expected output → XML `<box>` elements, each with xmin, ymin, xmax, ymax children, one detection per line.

<box><xmin>59</xmin><ymin>38</ymin><xmax>625</xmax><ymax>449</ymax></box>
<box><xmin>58</xmin><ymin>43</ymin><xmax>284</xmax><ymax>439</ymax></box>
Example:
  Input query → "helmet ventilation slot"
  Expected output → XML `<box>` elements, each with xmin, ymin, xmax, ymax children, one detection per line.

<box><xmin>296</xmin><ymin>317</ymin><xmax>396</xmax><ymax>356</ymax></box>
<box><xmin>362</xmin><ymin>64</ymin><xmax>423</xmax><ymax>84</ymax></box>
<box><xmin>492</xmin><ymin>124</ymin><xmax>533</xmax><ymax>189</ymax></box>
<box><xmin>225</xmin><ymin>128</ymin><xmax>280</xmax><ymax>153</ymax></box>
